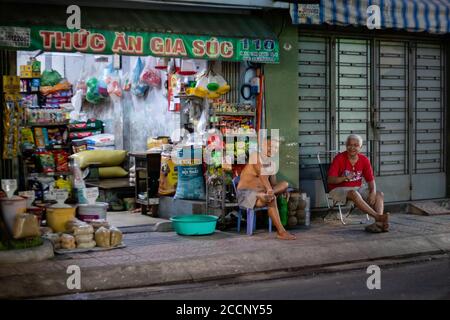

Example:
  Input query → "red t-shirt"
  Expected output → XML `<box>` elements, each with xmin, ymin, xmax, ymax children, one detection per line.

<box><xmin>327</xmin><ymin>151</ymin><xmax>374</xmax><ymax>191</ymax></box>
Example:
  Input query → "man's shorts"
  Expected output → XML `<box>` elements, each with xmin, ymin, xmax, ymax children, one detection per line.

<box><xmin>236</xmin><ymin>189</ymin><xmax>258</xmax><ymax>210</ymax></box>
<box><xmin>329</xmin><ymin>186</ymin><xmax>369</xmax><ymax>204</ymax></box>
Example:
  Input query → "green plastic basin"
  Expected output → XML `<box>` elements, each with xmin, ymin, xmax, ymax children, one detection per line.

<box><xmin>170</xmin><ymin>215</ymin><xmax>218</xmax><ymax>236</ymax></box>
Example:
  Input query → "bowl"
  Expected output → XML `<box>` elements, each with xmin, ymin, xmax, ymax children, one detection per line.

<box><xmin>170</xmin><ymin>215</ymin><xmax>218</xmax><ymax>236</ymax></box>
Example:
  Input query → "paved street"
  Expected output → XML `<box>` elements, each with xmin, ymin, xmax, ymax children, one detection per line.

<box><xmin>1</xmin><ymin>213</ymin><xmax>449</xmax><ymax>299</ymax></box>
<box><xmin>53</xmin><ymin>256</ymin><xmax>450</xmax><ymax>300</ymax></box>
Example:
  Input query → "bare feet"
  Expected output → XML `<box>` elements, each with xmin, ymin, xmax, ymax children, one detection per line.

<box><xmin>276</xmin><ymin>231</ymin><xmax>297</xmax><ymax>240</ymax></box>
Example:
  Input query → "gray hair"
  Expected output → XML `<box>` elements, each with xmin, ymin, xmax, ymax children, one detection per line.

<box><xmin>346</xmin><ymin>134</ymin><xmax>363</xmax><ymax>147</ymax></box>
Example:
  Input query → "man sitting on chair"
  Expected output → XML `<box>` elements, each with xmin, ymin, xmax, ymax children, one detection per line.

<box><xmin>328</xmin><ymin>134</ymin><xmax>389</xmax><ymax>233</ymax></box>
<box><xmin>237</xmin><ymin>137</ymin><xmax>296</xmax><ymax>240</ymax></box>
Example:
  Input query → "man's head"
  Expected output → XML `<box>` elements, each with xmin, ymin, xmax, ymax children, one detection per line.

<box><xmin>346</xmin><ymin>134</ymin><xmax>363</xmax><ymax>156</ymax></box>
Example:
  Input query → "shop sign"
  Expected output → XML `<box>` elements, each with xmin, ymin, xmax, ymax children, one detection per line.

<box><xmin>0</xmin><ymin>26</ymin><xmax>279</xmax><ymax>63</ymax></box>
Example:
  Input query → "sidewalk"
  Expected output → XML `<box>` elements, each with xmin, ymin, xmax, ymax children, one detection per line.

<box><xmin>0</xmin><ymin>212</ymin><xmax>449</xmax><ymax>299</ymax></box>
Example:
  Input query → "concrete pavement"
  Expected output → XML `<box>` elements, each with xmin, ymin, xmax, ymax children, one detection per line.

<box><xmin>0</xmin><ymin>213</ymin><xmax>449</xmax><ymax>299</ymax></box>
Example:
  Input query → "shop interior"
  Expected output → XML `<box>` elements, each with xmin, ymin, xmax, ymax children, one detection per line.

<box><xmin>8</xmin><ymin>49</ymin><xmax>268</xmax><ymax>234</ymax></box>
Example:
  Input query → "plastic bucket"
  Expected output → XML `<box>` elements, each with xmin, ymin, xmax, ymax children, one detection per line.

<box><xmin>170</xmin><ymin>215</ymin><xmax>218</xmax><ymax>236</ymax></box>
<box><xmin>77</xmin><ymin>202</ymin><xmax>108</xmax><ymax>222</ymax></box>
<box><xmin>46</xmin><ymin>206</ymin><xmax>76</xmax><ymax>232</ymax></box>
<box><xmin>0</xmin><ymin>196</ymin><xmax>27</xmax><ymax>234</ymax></box>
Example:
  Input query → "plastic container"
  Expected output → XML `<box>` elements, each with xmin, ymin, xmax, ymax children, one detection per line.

<box><xmin>77</xmin><ymin>202</ymin><xmax>108</xmax><ymax>222</ymax></box>
<box><xmin>0</xmin><ymin>196</ymin><xmax>27</xmax><ymax>234</ymax></box>
<box><xmin>46</xmin><ymin>206</ymin><xmax>76</xmax><ymax>232</ymax></box>
<box><xmin>170</xmin><ymin>215</ymin><xmax>218</xmax><ymax>236</ymax></box>
<box><xmin>277</xmin><ymin>196</ymin><xmax>288</xmax><ymax>227</ymax></box>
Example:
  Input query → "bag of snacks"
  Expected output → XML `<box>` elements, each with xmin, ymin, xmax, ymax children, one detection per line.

<box><xmin>36</xmin><ymin>151</ymin><xmax>55</xmax><ymax>173</ymax></box>
<box><xmin>95</xmin><ymin>226</ymin><xmax>111</xmax><ymax>248</ymax></box>
<box><xmin>54</xmin><ymin>150</ymin><xmax>69</xmax><ymax>172</ymax></box>
<box><xmin>12</xmin><ymin>214</ymin><xmax>40</xmax><ymax>239</ymax></box>
<box><xmin>60</xmin><ymin>234</ymin><xmax>76</xmax><ymax>249</ymax></box>
<box><xmin>109</xmin><ymin>227</ymin><xmax>123</xmax><ymax>247</ymax></box>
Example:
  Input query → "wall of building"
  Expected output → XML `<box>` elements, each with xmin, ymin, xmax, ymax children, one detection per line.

<box><xmin>264</xmin><ymin>14</ymin><xmax>299</xmax><ymax>189</ymax></box>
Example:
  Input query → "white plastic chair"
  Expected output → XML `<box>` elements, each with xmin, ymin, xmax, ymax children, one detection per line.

<box><xmin>317</xmin><ymin>151</ymin><xmax>370</xmax><ymax>225</ymax></box>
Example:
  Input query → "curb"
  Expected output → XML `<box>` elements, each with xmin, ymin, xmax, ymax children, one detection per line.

<box><xmin>0</xmin><ymin>232</ymin><xmax>449</xmax><ymax>299</ymax></box>
<box><xmin>0</xmin><ymin>240</ymin><xmax>54</xmax><ymax>265</ymax></box>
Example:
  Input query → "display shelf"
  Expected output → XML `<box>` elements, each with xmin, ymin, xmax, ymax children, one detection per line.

<box><xmin>214</xmin><ymin>112</ymin><xmax>256</xmax><ymax>116</ymax></box>
<box><xmin>28</xmin><ymin>171</ymin><xmax>71</xmax><ymax>177</ymax></box>
<box><xmin>26</xmin><ymin>123</ymin><xmax>69</xmax><ymax>127</ymax></box>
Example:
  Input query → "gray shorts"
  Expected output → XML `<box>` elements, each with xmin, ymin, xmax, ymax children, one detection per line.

<box><xmin>329</xmin><ymin>186</ymin><xmax>369</xmax><ymax>205</ymax></box>
<box><xmin>236</xmin><ymin>189</ymin><xmax>258</xmax><ymax>210</ymax></box>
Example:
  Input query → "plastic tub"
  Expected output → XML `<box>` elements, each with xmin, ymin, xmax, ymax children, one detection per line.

<box><xmin>77</xmin><ymin>202</ymin><xmax>108</xmax><ymax>222</ymax></box>
<box><xmin>170</xmin><ymin>215</ymin><xmax>218</xmax><ymax>236</ymax></box>
<box><xmin>0</xmin><ymin>196</ymin><xmax>27</xmax><ymax>234</ymax></box>
<box><xmin>46</xmin><ymin>206</ymin><xmax>76</xmax><ymax>232</ymax></box>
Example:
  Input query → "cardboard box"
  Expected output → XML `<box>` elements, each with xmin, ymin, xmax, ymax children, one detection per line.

<box><xmin>20</xmin><ymin>71</ymin><xmax>33</xmax><ymax>78</ymax></box>
<box><xmin>20</xmin><ymin>65</ymin><xmax>32</xmax><ymax>72</ymax></box>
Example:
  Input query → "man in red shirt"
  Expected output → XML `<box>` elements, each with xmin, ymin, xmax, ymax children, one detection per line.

<box><xmin>327</xmin><ymin>134</ymin><xmax>389</xmax><ymax>232</ymax></box>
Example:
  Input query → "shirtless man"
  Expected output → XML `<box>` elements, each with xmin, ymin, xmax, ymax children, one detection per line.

<box><xmin>236</xmin><ymin>138</ymin><xmax>296</xmax><ymax>240</ymax></box>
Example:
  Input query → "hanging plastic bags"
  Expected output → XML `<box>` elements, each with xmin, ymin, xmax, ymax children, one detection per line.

<box><xmin>86</xmin><ymin>77</ymin><xmax>103</xmax><ymax>104</ymax></box>
<box><xmin>41</xmin><ymin>69</ymin><xmax>62</xmax><ymax>86</ymax></box>
<box><xmin>186</xmin><ymin>68</ymin><xmax>230</xmax><ymax>99</ymax></box>
<box><xmin>131</xmin><ymin>57</ymin><xmax>149</xmax><ymax>97</ymax></box>
<box><xmin>140</xmin><ymin>57</ymin><xmax>161</xmax><ymax>87</ymax></box>
<box><xmin>104</xmin><ymin>63</ymin><xmax>122</xmax><ymax>98</ymax></box>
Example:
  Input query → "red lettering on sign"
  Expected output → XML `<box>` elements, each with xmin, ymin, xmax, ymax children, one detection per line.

<box><xmin>192</xmin><ymin>40</ymin><xmax>205</xmax><ymax>56</ymax></box>
<box><xmin>128</xmin><ymin>36</ymin><xmax>143</xmax><ymax>54</ymax></box>
<box><xmin>150</xmin><ymin>37</ymin><xmax>164</xmax><ymax>55</ymax></box>
<box><xmin>39</xmin><ymin>31</ymin><xmax>55</xmax><ymax>50</ymax></box>
<box><xmin>165</xmin><ymin>38</ymin><xmax>173</xmax><ymax>55</ymax></box>
<box><xmin>173</xmin><ymin>38</ymin><xmax>187</xmax><ymax>56</ymax></box>
<box><xmin>73</xmin><ymin>30</ymin><xmax>89</xmax><ymax>51</ymax></box>
<box><xmin>90</xmin><ymin>33</ymin><xmax>106</xmax><ymax>52</ymax></box>
<box><xmin>220</xmin><ymin>41</ymin><xmax>234</xmax><ymax>58</ymax></box>
<box><xmin>55</xmin><ymin>32</ymin><xmax>72</xmax><ymax>51</ymax></box>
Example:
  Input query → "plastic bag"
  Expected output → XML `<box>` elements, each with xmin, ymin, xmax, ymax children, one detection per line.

<box><xmin>104</xmin><ymin>63</ymin><xmax>122</xmax><ymax>98</ymax></box>
<box><xmin>110</xmin><ymin>227</ymin><xmax>123</xmax><ymax>247</ymax></box>
<box><xmin>158</xmin><ymin>153</ymin><xmax>178</xmax><ymax>196</ymax></box>
<box><xmin>75</xmin><ymin>234</ymin><xmax>94</xmax><ymax>243</ymax></box>
<box><xmin>131</xmin><ymin>58</ymin><xmax>149</xmax><ymax>97</ymax></box>
<box><xmin>12</xmin><ymin>213</ymin><xmax>40</xmax><ymax>239</ymax></box>
<box><xmin>36</xmin><ymin>151</ymin><xmax>55</xmax><ymax>173</ymax></box>
<box><xmin>54</xmin><ymin>150</ymin><xmax>70</xmax><ymax>172</ymax></box>
<box><xmin>174</xmin><ymin>163</ymin><xmax>205</xmax><ymax>200</ymax></box>
<box><xmin>69</xmin><ymin>89</ymin><xmax>84</xmax><ymax>121</ymax></box>
<box><xmin>41</xmin><ymin>69</ymin><xmax>62</xmax><ymax>86</ymax></box>
<box><xmin>61</xmin><ymin>234</ymin><xmax>76</xmax><ymax>249</ymax></box>
<box><xmin>95</xmin><ymin>226</ymin><xmax>111</xmax><ymax>248</ymax></box>
<box><xmin>140</xmin><ymin>58</ymin><xmax>161</xmax><ymax>87</ymax></box>
<box><xmin>83</xmin><ymin>134</ymin><xmax>115</xmax><ymax>147</ymax></box>
<box><xmin>86</xmin><ymin>77</ymin><xmax>103</xmax><ymax>104</ymax></box>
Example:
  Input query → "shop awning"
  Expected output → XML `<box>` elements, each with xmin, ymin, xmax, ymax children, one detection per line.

<box><xmin>0</xmin><ymin>3</ymin><xmax>279</xmax><ymax>63</ymax></box>
<box><xmin>290</xmin><ymin>0</ymin><xmax>450</xmax><ymax>34</ymax></box>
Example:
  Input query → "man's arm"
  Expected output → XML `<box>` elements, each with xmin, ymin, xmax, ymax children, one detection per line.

<box><xmin>367</xmin><ymin>180</ymin><xmax>376</xmax><ymax>194</ymax></box>
<box><xmin>327</xmin><ymin>175</ymin><xmax>348</xmax><ymax>184</ymax></box>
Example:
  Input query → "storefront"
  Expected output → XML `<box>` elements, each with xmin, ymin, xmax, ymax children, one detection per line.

<box><xmin>289</xmin><ymin>0</ymin><xmax>450</xmax><ymax>207</ymax></box>
<box><xmin>0</xmin><ymin>2</ymin><xmax>287</xmax><ymax>251</ymax></box>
